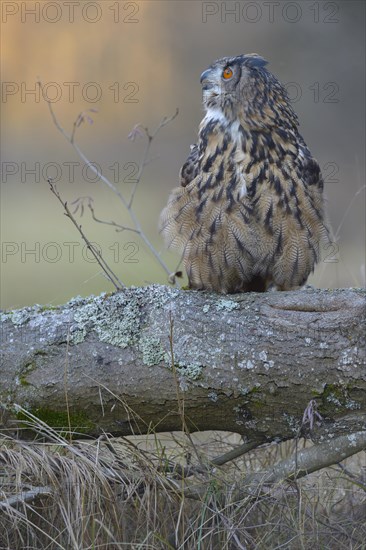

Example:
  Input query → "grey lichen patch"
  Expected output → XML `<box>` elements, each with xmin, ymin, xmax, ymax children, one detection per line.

<box><xmin>238</xmin><ymin>359</ymin><xmax>256</xmax><ymax>370</ymax></box>
<box><xmin>70</xmin><ymin>329</ymin><xmax>86</xmax><ymax>345</ymax></box>
<box><xmin>325</xmin><ymin>391</ymin><xmax>361</xmax><ymax>411</ymax></box>
<box><xmin>203</xmin><ymin>304</ymin><xmax>210</xmax><ymax>313</ymax></box>
<box><xmin>257</xmin><ymin>350</ymin><xmax>275</xmax><ymax>370</ymax></box>
<box><xmin>164</xmin><ymin>351</ymin><xmax>172</xmax><ymax>366</ymax></box>
<box><xmin>132</xmin><ymin>284</ymin><xmax>180</xmax><ymax>309</ymax></box>
<box><xmin>61</xmin><ymin>294</ymin><xmax>98</xmax><ymax>343</ymax></box>
<box><xmin>72</xmin><ymin>292</ymin><xmax>141</xmax><ymax>348</ymax></box>
<box><xmin>258</xmin><ymin>351</ymin><xmax>268</xmax><ymax>361</ymax></box>
<box><xmin>72</xmin><ymin>300</ymin><xmax>99</xmax><ymax>324</ymax></box>
<box><xmin>216</xmin><ymin>299</ymin><xmax>239</xmax><ymax>312</ymax></box>
<box><xmin>67</xmin><ymin>294</ymin><xmax>92</xmax><ymax>307</ymax></box>
<box><xmin>139</xmin><ymin>336</ymin><xmax>165</xmax><ymax>366</ymax></box>
<box><xmin>72</xmin><ymin>301</ymin><xmax>99</xmax><ymax>344</ymax></box>
<box><xmin>338</xmin><ymin>347</ymin><xmax>359</xmax><ymax>370</ymax></box>
<box><xmin>98</xmin><ymin>297</ymin><xmax>140</xmax><ymax>347</ymax></box>
<box><xmin>208</xmin><ymin>391</ymin><xmax>218</xmax><ymax>402</ymax></box>
<box><xmin>233</xmin><ymin>403</ymin><xmax>254</xmax><ymax>427</ymax></box>
<box><xmin>344</xmin><ymin>399</ymin><xmax>361</xmax><ymax>411</ymax></box>
<box><xmin>317</xmin><ymin>383</ymin><xmax>362</xmax><ymax>414</ymax></box>
<box><xmin>325</xmin><ymin>393</ymin><xmax>342</xmax><ymax>407</ymax></box>
<box><xmin>347</xmin><ymin>433</ymin><xmax>359</xmax><ymax>447</ymax></box>
<box><xmin>0</xmin><ymin>312</ymin><xmax>10</xmax><ymax>324</ymax></box>
<box><xmin>237</xmin><ymin>385</ymin><xmax>251</xmax><ymax>396</ymax></box>
<box><xmin>283</xmin><ymin>412</ymin><xmax>300</xmax><ymax>435</ymax></box>
<box><xmin>176</xmin><ymin>362</ymin><xmax>204</xmax><ymax>381</ymax></box>
<box><xmin>10</xmin><ymin>309</ymin><xmax>31</xmax><ymax>326</ymax></box>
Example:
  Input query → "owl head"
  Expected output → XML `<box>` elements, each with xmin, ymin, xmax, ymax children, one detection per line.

<box><xmin>200</xmin><ymin>53</ymin><xmax>298</xmax><ymax>130</ymax></box>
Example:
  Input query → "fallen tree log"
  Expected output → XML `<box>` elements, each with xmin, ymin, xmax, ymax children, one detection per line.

<box><xmin>1</xmin><ymin>286</ymin><xmax>365</xmax><ymax>441</ymax></box>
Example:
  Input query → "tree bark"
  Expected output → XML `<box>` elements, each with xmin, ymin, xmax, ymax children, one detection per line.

<box><xmin>1</xmin><ymin>286</ymin><xmax>365</xmax><ymax>441</ymax></box>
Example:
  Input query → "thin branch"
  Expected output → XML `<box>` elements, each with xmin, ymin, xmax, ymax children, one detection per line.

<box><xmin>183</xmin><ymin>430</ymin><xmax>366</xmax><ymax>502</ymax></box>
<box><xmin>48</xmin><ymin>181</ymin><xmax>125</xmax><ymax>291</ymax></box>
<box><xmin>71</xmin><ymin>196</ymin><xmax>140</xmax><ymax>234</ymax></box>
<box><xmin>234</xmin><ymin>430</ymin><xmax>366</xmax><ymax>501</ymax></box>
<box><xmin>70</xmin><ymin>109</ymin><xmax>97</xmax><ymax>144</ymax></box>
<box><xmin>128</xmin><ymin>109</ymin><xmax>179</xmax><ymax>209</ymax></box>
<box><xmin>38</xmin><ymin>80</ymin><xmax>175</xmax><ymax>280</ymax></box>
<box><xmin>88</xmin><ymin>206</ymin><xmax>140</xmax><ymax>234</ymax></box>
<box><xmin>160</xmin><ymin>438</ymin><xmax>266</xmax><ymax>482</ymax></box>
<box><xmin>334</xmin><ymin>184</ymin><xmax>366</xmax><ymax>240</ymax></box>
<box><xmin>211</xmin><ymin>439</ymin><xmax>266</xmax><ymax>467</ymax></box>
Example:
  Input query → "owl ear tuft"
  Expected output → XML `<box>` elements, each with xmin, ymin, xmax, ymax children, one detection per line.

<box><xmin>243</xmin><ymin>54</ymin><xmax>268</xmax><ymax>70</ymax></box>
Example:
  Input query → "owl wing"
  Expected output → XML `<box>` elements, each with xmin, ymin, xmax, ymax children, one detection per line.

<box><xmin>179</xmin><ymin>144</ymin><xmax>199</xmax><ymax>187</ymax></box>
<box><xmin>295</xmin><ymin>137</ymin><xmax>328</xmax><ymax>228</ymax></box>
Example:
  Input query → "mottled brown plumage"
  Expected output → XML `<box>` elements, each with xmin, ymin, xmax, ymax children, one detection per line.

<box><xmin>160</xmin><ymin>53</ymin><xmax>330</xmax><ymax>293</ymax></box>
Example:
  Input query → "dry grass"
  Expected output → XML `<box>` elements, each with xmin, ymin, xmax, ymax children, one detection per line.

<box><xmin>1</xmin><ymin>425</ymin><xmax>365</xmax><ymax>550</ymax></box>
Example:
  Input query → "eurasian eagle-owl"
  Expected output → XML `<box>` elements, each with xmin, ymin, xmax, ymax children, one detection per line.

<box><xmin>159</xmin><ymin>54</ymin><xmax>330</xmax><ymax>293</ymax></box>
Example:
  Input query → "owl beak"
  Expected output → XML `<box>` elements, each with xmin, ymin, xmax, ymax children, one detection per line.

<box><xmin>200</xmin><ymin>68</ymin><xmax>213</xmax><ymax>90</ymax></box>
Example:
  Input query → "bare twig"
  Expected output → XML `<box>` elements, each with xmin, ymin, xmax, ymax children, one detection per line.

<box><xmin>48</xmin><ymin>181</ymin><xmax>124</xmax><ymax>290</ymax></box>
<box><xmin>70</xmin><ymin>109</ymin><xmax>97</xmax><ymax>144</ymax></box>
<box><xmin>233</xmin><ymin>430</ymin><xmax>366</xmax><ymax>501</ymax></box>
<box><xmin>87</xmin><ymin>199</ymin><xmax>140</xmax><ymax>234</ymax></box>
<box><xmin>128</xmin><ymin>109</ymin><xmax>179</xmax><ymax>209</ymax></box>
<box><xmin>181</xmin><ymin>431</ymin><xmax>366</xmax><ymax>503</ymax></box>
<box><xmin>70</xmin><ymin>196</ymin><xmax>139</xmax><ymax>234</ymax></box>
<box><xmin>211</xmin><ymin>439</ymin><xmax>266</xmax><ymax>467</ymax></box>
<box><xmin>333</xmin><ymin>184</ymin><xmax>366</xmax><ymax>241</ymax></box>
<box><xmin>38</xmin><ymin>80</ymin><xmax>175</xmax><ymax>281</ymax></box>
<box><xmin>317</xmin><ymin>183</ymin><xmax>366</xmax><ymax>287</ymax></box>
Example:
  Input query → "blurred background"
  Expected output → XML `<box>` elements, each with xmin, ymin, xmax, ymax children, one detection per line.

<box><xmin>1</xmin><ymin>0</ymin><xmax>365</xmax><ymax>309</ymax></box>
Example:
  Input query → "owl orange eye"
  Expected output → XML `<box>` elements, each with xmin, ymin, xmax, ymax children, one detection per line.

<box><xmin>222</xmin><ymin>67</ymin><xmax>233</xmax><ymax>80</ymax></box>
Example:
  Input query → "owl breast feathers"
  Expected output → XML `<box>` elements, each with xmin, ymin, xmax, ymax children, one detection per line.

<box><xmin>159</xmin><ymin>53</ymin><xmax>330</xmax><ymax>293</ymax></box>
